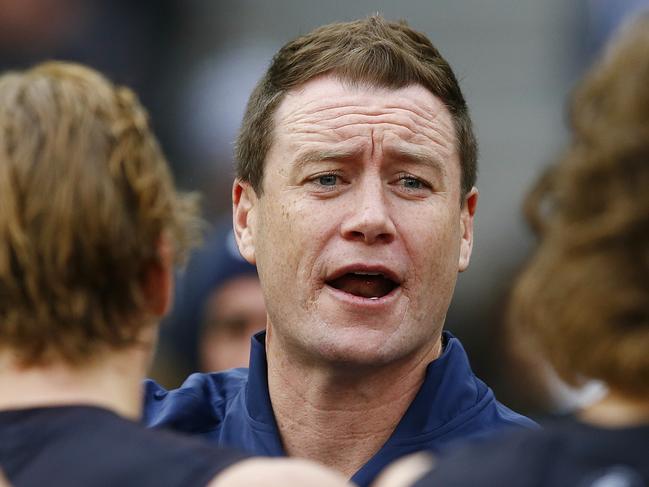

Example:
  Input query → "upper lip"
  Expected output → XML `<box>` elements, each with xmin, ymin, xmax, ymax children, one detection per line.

<box><xmin>324</xmin><ymin>263</ymin><xmax>403</xmax><ymax>285</ymax></box>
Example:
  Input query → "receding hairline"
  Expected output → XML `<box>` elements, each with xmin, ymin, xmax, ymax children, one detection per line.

<box><xmin>264</xmin><ymin>76</ymin><xmax>455</xmax><ymax>188</ymax></box>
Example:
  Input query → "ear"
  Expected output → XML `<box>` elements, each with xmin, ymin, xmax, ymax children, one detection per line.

<box><xmin>458</xmin><ymin>187</ymin><xmax>478</xmax><ymax>272</ymax></box>
<box><xmin>142</xmin><ymin>234</ymin><xmax>174</xmax><ymax>317</ymax></box>
<box><xmin>232</xmin><ymin>179</ymin><xmax>258</xmax><ymax>265</ymax></box>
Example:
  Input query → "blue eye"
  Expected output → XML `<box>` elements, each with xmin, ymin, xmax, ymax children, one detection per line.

<box><xmin>401</xmin><ymin>177</ymin><xmax>423</xmax><ymax>189</ymax></box>
<box><xmin>318</xmin><ymin>174</ymin><xmax>338</xmax><ymax>186</ymax></box>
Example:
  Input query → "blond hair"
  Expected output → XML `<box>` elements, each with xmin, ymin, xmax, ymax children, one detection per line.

<box><xmin>0</xmin><ymin>62</ymin><xmax>200</xmax><ymax>366</ymax></box>
<box><xmin>509</xmin><ymin>16</ymin><xmax>649</xmax><ymax>398</ymax></box>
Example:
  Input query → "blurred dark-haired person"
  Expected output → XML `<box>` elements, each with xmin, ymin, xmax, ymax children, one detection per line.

<box><xmin>376</xmin><ymin>14</ymin><xmax>649</xmax><ymax>487</ymax></box>
<box><xmin>197</xmin><ymin>228</ymin><xmax>265</xmax><ymax>372</ymax></box>
<box><xmin>0</xmin><ymin>61</ymin><xmax>350</xmax><ymax>487</ymax></box>
<box><xmin>144</xmin><ymin>15</ymin><xmax>535</xmax><ymax>487</ymax></box>
<box><xmin>157</xmin><ymin>221</ymin><xmax>264</xmax><ymax>376</ymax></box>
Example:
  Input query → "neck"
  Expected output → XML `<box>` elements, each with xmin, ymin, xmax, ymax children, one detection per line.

<box><xmin>579</xmin><ymin>389</ymin><xmax>649</xmax><ymax>428</ymax></box>
<box><xmin>266</xmin><ymin>329</ymin><xmax>442</xmax><ymax>478</ymax></box>
<box><xmin>0</xmin><ymin>345</ymin><xmax>151</xmax><ymax>421</ymax></box>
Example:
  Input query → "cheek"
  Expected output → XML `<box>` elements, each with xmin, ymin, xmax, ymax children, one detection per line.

<box><xmin>280</xmin><ymin>197</ymin><xmax>337</xmax><ymax>246</ymax></box>
<box><xmin>402</xmin><ymin>208</ymin><xmax>462</xmax><ymax>284</ymax></box>
<box><xmin>408</xmin><ymin>204</ymin><xmax>459</xmax><ymax>248</ymax></box>
<box><xmin>256</xmin><ymin>198</ymin><xmax>324</xmax><ymax>289</ymax></box>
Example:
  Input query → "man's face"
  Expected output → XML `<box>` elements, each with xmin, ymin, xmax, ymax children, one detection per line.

<box><xmin>234</xmin><ymin>75</ymin><xmax>477</xmax><ymax>367</ymax></box>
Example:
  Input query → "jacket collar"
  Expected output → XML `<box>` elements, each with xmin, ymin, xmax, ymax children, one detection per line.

<box><xmin>244</xmin><ymin>330</ymin><xmax>485</xmax><ymax>438</ymax></box>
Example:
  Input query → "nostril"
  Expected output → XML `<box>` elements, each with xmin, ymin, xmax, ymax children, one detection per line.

<box><xmin>340</xmin><ymin>204</ymin><xmax>397</xmax><ymax>243</ymax></box>
<box><xmin>344</xmin><ymin>228</ymin><xmax>395</xmax><ymax>244</ymax></box>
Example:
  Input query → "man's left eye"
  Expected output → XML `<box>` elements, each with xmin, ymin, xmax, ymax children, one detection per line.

<box><xmin>400</xmin><ymin>177</ymin><xmax>424</xmax><ymax>189</ymax></box>
<box><xmin>317</xmin><ymin>174</ymin><xmax>338</xmax><ymax>186</ymax></box>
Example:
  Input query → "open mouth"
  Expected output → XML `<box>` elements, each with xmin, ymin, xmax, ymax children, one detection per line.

<box><xmin>326</xmin><ymin>271</ymin><xmax>399</xmax><ymax>300</ymax></box>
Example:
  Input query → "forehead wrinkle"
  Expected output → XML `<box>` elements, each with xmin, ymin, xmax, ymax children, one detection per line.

<box><xmin>283</xmin><ymin>101</ymin><xmax>443</xmax><ymax>126</ymax></box>
<box><xmin>381</xmin><ymin>104</ymin><xmax>457</xmax><ymax>154</ymax></box>
<box><xmin>278</xmin><ymin>76</ymin><xmax>452</xmax><ymax>123</ymax></box>
<box><xmin>279</xmin><ymin>84</ymin><xmax>449</xmax><ymax>124</ymax></box>
<box><xmin>274</xmin><ymin>83</ymin><xmax>458</xmax><ymax>167</ymax></box>
<box><xmin>281</xmin><ymin>103</ymin><xmax>455</xmax><ymax>150</ymax></box>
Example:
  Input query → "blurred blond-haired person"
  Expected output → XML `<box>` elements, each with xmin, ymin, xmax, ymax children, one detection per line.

<box><xmin>0</xmin><ymin>61</ymin><xmax>349</xmax><ymax>487</ymax></box>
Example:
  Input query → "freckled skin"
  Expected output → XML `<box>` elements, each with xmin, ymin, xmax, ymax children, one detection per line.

<box><xmin>235</xmin><ymin>75</ymin><xmax>477</xmax><ymax>369</ymax></box>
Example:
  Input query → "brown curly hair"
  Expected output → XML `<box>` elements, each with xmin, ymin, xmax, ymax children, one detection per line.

<box><xmin>0</xmin><ymin>62</ymin><xmax>201</xmax><ymax>367</ymax></box>
<box><xmin>236</xmin><ymin>14</ymin><xmax>477</xmax><ymax>200</ymax></box>
<box><xmin>509</xmin><ymin>15</ymin><xmax>649</xmax><ymax>399</ymax></box>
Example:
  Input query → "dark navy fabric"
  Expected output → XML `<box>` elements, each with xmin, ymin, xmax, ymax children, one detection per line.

<box><xmin>0</xmin><ymin>405</ymin><xmax>248</xmax><ymax>487</ymax></box>
<box><xmin>411</xmin><ymin>417</ymin><xmax>649</xmax><ymax>487</ymax></box>
<box><xmin>144</xmin><ymin>331</ymin><xmax>537</xmax><ymax>487</ymax></box>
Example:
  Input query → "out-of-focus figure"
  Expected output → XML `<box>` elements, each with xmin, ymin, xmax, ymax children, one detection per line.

<box><xmin>0</xmin><ymin>470</ymin><xmax>11</xmax><ymax>487</ymax></box>
<box><xmin>198</xmin><ymin>229</ymin><xmax>265</xmax><ymax>372</ymax></box>
<box><xmin>376</xmin><ymin>13</ymin><xmax>649</xmax><ymax>487</ymax></box>
<box><xmin>0</xmin><ymin>61</ymin><xmax>351</xmax><ymax>487</ymax></box>
<box><xmin>153</xmin><ymin>223</ymin><xmax>265</xmax><ymax>380</ymax></box>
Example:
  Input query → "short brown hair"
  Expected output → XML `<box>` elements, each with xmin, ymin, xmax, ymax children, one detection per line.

<box><xmin>236</xmin><ymin>15</ymin><xmax>477</xmax><ymax>198</ymax></box>
<box><xmin>509</xmin><ymin>15</ymin><xmax>649</xmax><ymax>398</ymax></box>
<box><xmin>0</xmin><ymin>62</ymin><xmax>201</xmax><ymax>367</ymax></box>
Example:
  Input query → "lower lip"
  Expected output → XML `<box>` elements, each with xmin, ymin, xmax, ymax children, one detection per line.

<box><xmin>323</xmin><ymin>284</ymin><xmax>402</xmax><ymax>307</ymax></box>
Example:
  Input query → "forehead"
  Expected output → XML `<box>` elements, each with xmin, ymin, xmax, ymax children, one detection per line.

<box><xmin>271</xmin><ymin>75</ymin><xmax>458</xmax><ymax>163</ymax></box>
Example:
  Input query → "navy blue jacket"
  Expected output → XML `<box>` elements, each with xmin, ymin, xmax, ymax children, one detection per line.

<box><xmin>144</xmin><ymin>332</ymin><xmax>536</xmax><ymax>487</ymax></box>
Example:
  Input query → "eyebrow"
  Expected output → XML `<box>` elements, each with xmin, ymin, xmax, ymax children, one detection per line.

<box><xmin>292</xmin><ymin>147</ymin><xmax>363</xmax><ymax>169</ymax></box>
<box><xmin>291</xmin><ymin>145</ymin><xmax>448</xmax><ymax>177</ymax></box>
<box><xmin>384</xmin><ymin>145</ymin><xmax>448</xmax><ymax>177</ymax></box>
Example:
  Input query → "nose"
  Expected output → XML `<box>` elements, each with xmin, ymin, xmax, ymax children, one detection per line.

<box><xmin>340</xmin><ymin>179</ymin><xmax>396</xmax><ymax>245</ymax></box>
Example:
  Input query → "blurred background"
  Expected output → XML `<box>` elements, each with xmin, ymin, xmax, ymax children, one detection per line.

<box><xmin>2</xmin><ymin>0</ymin><xmax>647</xmax><ymax>417</ymax></box>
